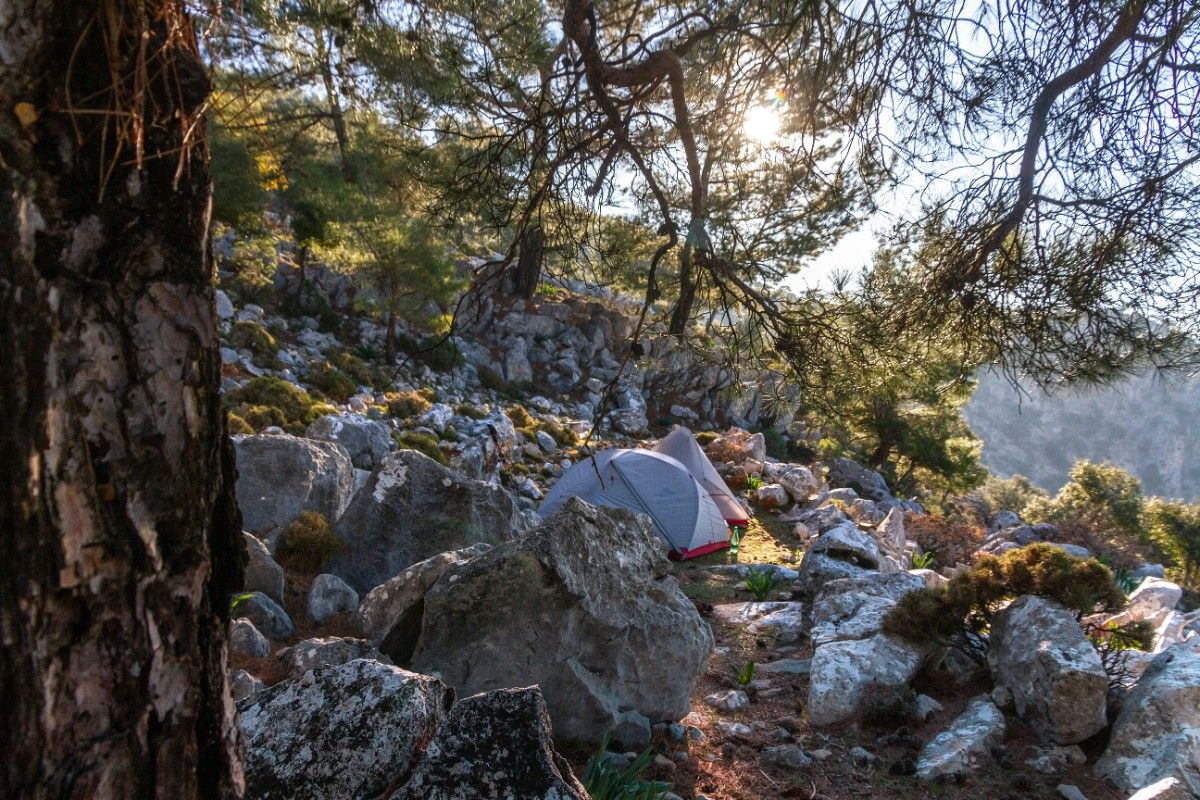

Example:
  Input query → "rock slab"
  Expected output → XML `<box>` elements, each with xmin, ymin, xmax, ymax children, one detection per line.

<box><xmin>410</xmin><ymin>498</ymin><xmax>713</xmax><ymax>745</ymax></box>
<box><xmin>989</xmin><ymin>595</ymin><xmax>1108</xmax><ymax>744</ymax></box>
<box><xmin>238</xmin><ymin>659</ymin><xmax>450</xmax><ymax>800</ymax></box>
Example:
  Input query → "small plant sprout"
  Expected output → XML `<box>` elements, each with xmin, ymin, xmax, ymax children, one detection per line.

<box><xmin>745</xmin><ymin>474</ymin><xmax>764</xmax><ymax>491</ymax></box>
<box><xmin>734</xmin><ymin>659</ymin><xmax>756</xmax><ymax>686</ymax></box>
<box><xmin>230</xmin><ymin>592</ymin><xmax>255</xmax><ymax>615</ymax></box>
<box><xmin>744</xmin><ymin>566</ymin><xmax>781</xmax><ymax>601</ymax></box>
<box><xmin>911</xmin><ymin>550</ymin><xmax>936</xmax><ymax>569</ymax></box>
<box><xmin>581</xmin><ymin>733</ymin><xmax>670</xmax><ymax>800</ymax></box>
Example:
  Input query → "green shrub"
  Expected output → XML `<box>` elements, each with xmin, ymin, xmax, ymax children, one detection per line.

<box><xmin>276</xmin><ymin>512</ymin><xmax>343</xmax><ymax>574</ymax></box>
<box><xmin>760</xmin><ymin>428</ymin><xmax>787</xmax><ymax>460</ymax></box>
<box><xmin>396</xmin><ymin>430</ymin><xmax>448</xmax><ymax>465</ymax></box>
<box><xmin>308</xmin><ymin>363</ymin><xmax>358</xmax><ymax>403</ymax></box>
<box><xmin>455</xmin><ymin>403</ymin><xmax>487</xmax><ymax>419</ymax></box>
<box><xmin>745</xmin><ymin>474</ymin><xmax>763</xmax><ymax>491</ymax></box>
<box><xmin>506</xmin><ymin>404</ymin><xmax>533</xmax><ymax>429</ymax></box>
<box><xmin>694</xmin><ymin>431</ymin><xmax>720</xmax><ymax>446</ymax></box>
<box><xmin>325</xmin><ymin>349</ymin><xmax>374</xmax><ymax>386</ymax></box>
<box><xmin>406</xmin><ymin>334</ymin><xmax>463</xmax><ymax>370</ymax></box>
<box><xmin>227</xmin><ymin>412</ymin><xmax>254</xmax><ymax>435</ymax></box>
<box><xmin>387</xmin><ymin>391</ymin><xmax>432</xmax><ymax>418</ymax></box>
<box><xmin>224</xmin><ymin>376</ymin><xmax>334</xmax><ymax>434</ymax></box>
<box><xmin>228</xmin><ymin>320</ymin><xmax>277</xmax><ymax>353</ymax></box>
<box><xmin>883</xmin><ymin>542</ymin><xmax>1131</xmax><ymax>667</ymax></box>
<box><xmin>539</xmin><ymin>418</ymin><xmax>576</xmax><ymax>447</ymax></box>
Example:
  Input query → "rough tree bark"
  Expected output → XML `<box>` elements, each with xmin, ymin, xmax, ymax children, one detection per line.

<box><xmin>513</xmin><ymin>224</ymin><xmax>545</xmax><ymax>299</ymax></box>
<box><xmin>0</xmin><ymin>3</ymin><xmax>244</xmax><ymax>798</ymax></box>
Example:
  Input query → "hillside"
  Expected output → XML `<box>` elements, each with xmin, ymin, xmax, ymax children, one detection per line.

<box><xmin>965</xmin><ymin>371</ymin><xmax>1200</xmax><ymax>501</ymax></box>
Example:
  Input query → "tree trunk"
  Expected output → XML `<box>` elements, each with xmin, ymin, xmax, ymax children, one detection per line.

<box><xmin>669</xmin><ymin>246</ymin><xmax>697</xmax><ymax>335</ymax></box>
<box><xmin>317</xmin><ymin>32</ymin><xmax>355</xmax><ymax>183</ymax></box>
<box><xmin>0</xmin><ymin>4</ymin><xmax>244</xmax><ymax>798</ymax></box>
<box><xmin>514</xmin><ymin>224</ymin><xmax>545</xmax><ymax>298</ymax></box>
<box><xmin>385</xmin><ymin>309</ymin><xmax>398</xmax><ymax>364</ymax></box>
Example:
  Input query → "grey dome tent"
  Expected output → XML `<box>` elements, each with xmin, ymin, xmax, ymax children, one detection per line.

<box><xmin>539</xmin><ymin>449</ymin><xmax>731</xmax><ymax>559</ymax></box>
<box><xmin>653</xmin><ymin>426</ymin><xmax>750</xmax><ymax>525</ymax></box>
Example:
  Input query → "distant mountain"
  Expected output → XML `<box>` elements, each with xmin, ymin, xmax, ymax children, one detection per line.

<box><xmin>964</xmin><ymin>370</ymin><xmax>1200</xmax><ymax>501</ymax></box>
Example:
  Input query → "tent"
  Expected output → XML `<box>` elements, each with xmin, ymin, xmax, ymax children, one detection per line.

<box><xmin>653</xmin><ymin>426</ymin><xmax>750</xmax><ymax>525</ymax></box>
<box><xmin>539</xmin><ymin>449</ymin><xmax>731</xmax><ymax>559</ymax></box>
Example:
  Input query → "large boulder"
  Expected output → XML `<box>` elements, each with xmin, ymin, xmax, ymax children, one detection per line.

<box><xmin>356</xmin><ymin>544</ymin><xmax>493</xmax><ymax>662</ymax></box>
<box><xmin>390</xmin><ymin>687</ymin><xmax>587</xmax><ymax>800</ymax></box>
<box><xmin>305</xmin><ymin>413</ymin><xmax>395</xmax><ymax>470</ymax></box>
<box><xmin>795</xmin><ymin>524</ymin><xmax>883</xmax><ymax>598</ymax></box>
<box><xmin>768</xmin><ymin>464</ymin><xmax>821</xmax><ymax>503</ymax></box>
<box><xmin>825</xmin><ymin>457</ymin><xmax>892</xmax><ymax>501</ymax></box>
<box><xmin>808</xmin><ymin>633</ymin><xmax>927</xmax><ymax>726</ymax></box>
<box><xmin>235</xmin><ymin>434</ymin><xmax>354</xmax><ymax>536</ymax></box>
<box><xmin>1094</xmin><ymin>645</ymin><xmax>1200</xmax><ymax>796</ymax></box>
<box><xmin>238</xmin><ymin>659</ymin><xmax>451</xmax><ymax>800</ymax></box>
<box><xmin>410</xmin><ymin>498</ymin><xmax>713</xmax><ymax>745</ymax></box>
<box><xmin>810</xmin><ymin>572</ymin><xmax>924</xmax><ymax>646</ymax></box>
<box><xmin>988</xmin><ymin>596</ymin><xmax>1108</xmax><ymax>744</ymax></box>
<box><xmin>243</xmin><ymin>532</ymin><xmax>284</xmax><ymax>604</ymax></box>
<box><xmin>330</xmin><ymin>450</ymin><xmax>528</xmax><ymax>594</ymax></box>
<box><xmin>916</xmin><ymin>696</ymin><xmax>1006</xmax><ymax>781</ymax></box>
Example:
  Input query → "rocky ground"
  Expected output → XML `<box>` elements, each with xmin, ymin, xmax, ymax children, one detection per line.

<box><xmin>215</xmin><ymin>253</ymin><xmax>1200</xmax><ymax>800</ymax></box>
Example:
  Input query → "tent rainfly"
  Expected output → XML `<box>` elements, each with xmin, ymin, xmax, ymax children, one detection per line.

<box><xmin>538</xmin><ymin>449</ymin><xmax>730</xmax><ymax>559</ymax></box>
<box><xmin>653</xmin><ymin>426</ymin><xmax>750</xmax><ymax>526</ymax></box>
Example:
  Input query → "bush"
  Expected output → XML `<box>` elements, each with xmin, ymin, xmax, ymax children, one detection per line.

<box><xmin>905</xmin><ymin>513</ymin><xmax>985</xmax><ymax>568</ymax></box>
<box><xmin>396</xmin><ymin>430</ymin><xmax>448</xmax><ymax>465</ymax></box>
<box><xmin>405</xmin><ymin>334</ymin><xmax>463</xmax><ymax>371</ymax></box>
<box><xmin>276</xmin><ymin>512</ymin><xmax>343</xmax><ymax>574</ymax></box>
<box><xmin>455</xmin><ymin>403</ymin><xmax>487</xmax><ymax>419</ymax></box>
<box><xmin>386</xmin><ymin>390</ymin><xmax>432</xmax><ymax>418</ymax></box>
<box><xmin>539</xmin><ymin>418</ymin><xmax>576</xmax><ymax>447</ymax></box>
<box><xmin>884</xmin><ymin>543</ymin><xmax>1130</xmax><ymax>667</ymax></box>
<box><xmin>224</xmin><ymin>376</ymin><xmax>334</xmax><ymax>434</ymax></box>
<box><xmin>325</xmin><ymin>349</ymin><xmax>374</xmax><ymax>386</ymax></box>
<box><xmin>307</xmin><ymin>362</ymin><xmax>358</xmax><ymax>403</ymax></box>
<box><xmin>694</xmin><ymin>431</ymin><xmax>720</xmax><ymax>446</ymax></box>
<box><xmin>760</xmin><ymin>428</ymin><xmax>788</xmax><ymax>460</ymax></box>
<box><xmin>975</xmin><ymin>473</ymin><xmax>1050</xmax><ymax>521</ymax></box>
<box><xmin>228</xmin><ymin>320</ymin><xmax>278</xmax><ymax>353</ymax></box>
<box><xmin>506</xmin><ymin>404</ymin><xmax>533</xmax><ymax>429</ymax></box>
<box><xmin>227</xmin><ymin>412</ymin><xmax>253</xmax><ymax>435</ymax></box>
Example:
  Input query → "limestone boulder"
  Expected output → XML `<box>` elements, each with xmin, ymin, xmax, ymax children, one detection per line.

<box><xmin>234</xmin><ymin>591</ymin><xmax>294</xmax><ymax>641</ymax></box>
<box><xmin>356</xmin><ymin>544</ymin><xmax>494</xmax><ymax>662</ymax></box>
<box><xmin>795</xmin><ymin>524</ymin><xmax>883</xmax><ymax>598</ymax></box>
<box><xmin>988</xmin><ymin>596</ymin><xmax>1108</xmax><ymax>744</ymax></box>
<box><xmin>230</xmin><ymin>618</ymin><xmax>270</xmax><ymax>659</ymax></box>
<box><xmin>238</xmin><ymin>659</ymin><xmax>450</xmax><ymax>800</ymax></box>
<box><xmin>306</xmin><ymin>573</ymin><xmax>358</xmax><ymax>623</ymax></box>
<box><xmin>825</xmin><ymin>457</ymin><xmax>892</xmax><ymax>501</ymax></box>
<box><xmin>808</xmin><ymin>633</ymin><xmax>927</xmax><ymax>726</ymax></box>
<box><xmin>235</xmin><ymin>434</ymin><xmax>354</xmax><ymax>536</ymax></box>
<box><xmin>390</xmin><ymin>687</ymin><xmax>587</xmax><ymax>800</ymax></box>
<box><xmin>330</xmin><ymin>450</ymin><xmax>528</xmax><ymax>594</ymax></box>
<box><xmin>305</xmin><ymin>413</ymin><xmax>395</xmax><ymax>470</ymax></box>
<box><xmin>810</xmin><ymin>572</ymin><xmax>924</xmax><ymax>646</ymax></box>
<box><xmin>916</xmin><ymin>696</ymin><xmax>1006</xmax><ymax>781</ymax></box>
<box><xmin>1094</xmin><ymin>645</ymin><xmax>1200</xmax><ymax>796</ymax></box>
<box><xmin>410</xmin><ymin>498</ymin><xmax>713</xmax><ymax>745</ymax></box>
<box><xmin>242</xmin><ymin>532</ymin><xmax>284</xmax><ymax>604</ymax></box>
